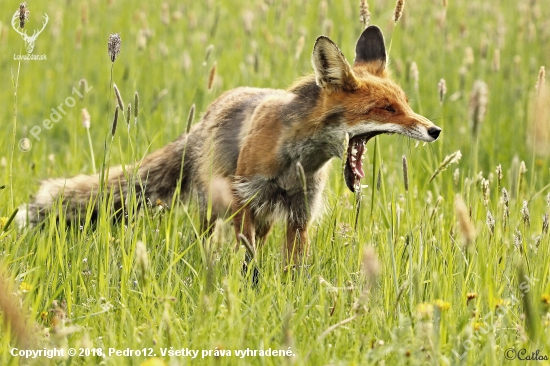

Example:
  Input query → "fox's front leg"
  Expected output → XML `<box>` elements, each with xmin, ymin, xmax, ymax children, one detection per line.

<box><xmin>232</xmin><ymin>200</ymin><xmax>260</xmax><ymax>283</ymax></box>
<box><xmin>285</xmin><ymin>222</ymin><xmax>309</xmax><ymax>266</ymax></box>
<box><xmin>231</xmin><ymin>200</ymin><xmax>256</xmax><ymax>260</ymax></box>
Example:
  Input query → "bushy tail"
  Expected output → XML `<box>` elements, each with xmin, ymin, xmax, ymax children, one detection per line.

<box><xmin>16</xmin><ymin>135</ymin><xmax>192</xmax><ymax>227</ymax></box>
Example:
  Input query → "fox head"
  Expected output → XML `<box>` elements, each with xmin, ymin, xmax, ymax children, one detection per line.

<box><xmin>311</xmin><ymin>26</ymin><xmax>441</xmax><ymax>192</ymax></box>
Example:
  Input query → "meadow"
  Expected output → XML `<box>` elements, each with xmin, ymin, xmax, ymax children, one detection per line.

<box><xmin>1</xmin><ymin>0</ymin><xmax>550</xmax><ymax>365</ymax></box>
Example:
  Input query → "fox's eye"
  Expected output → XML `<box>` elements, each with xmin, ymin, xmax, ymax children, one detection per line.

<box><xmin>384</xmin><ymin>105</ymin><xmax>395</xmax><ymax>113</ymax></box>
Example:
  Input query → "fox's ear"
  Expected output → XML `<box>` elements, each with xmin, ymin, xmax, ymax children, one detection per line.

<box><xmin>312</xmin><ymin>36</ymin><xmax>358</xmax><ymax>91</ymax></box>
<box><xmin>354</xmin><ymin>25</ymin><xmax>387</xmax><ymax>75</ymax></box>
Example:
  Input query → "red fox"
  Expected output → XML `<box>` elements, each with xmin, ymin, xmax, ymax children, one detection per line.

<box><xmin>18</xmin><ymin>26</ymin><xmax>440</xmax><ymax>265</ymax></box>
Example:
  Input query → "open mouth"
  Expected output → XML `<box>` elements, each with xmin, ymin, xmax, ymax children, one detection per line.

<box><xmin>344</xmin><ymin>132</ymin><xmax>386</xmax><ymax>192</ymax></box>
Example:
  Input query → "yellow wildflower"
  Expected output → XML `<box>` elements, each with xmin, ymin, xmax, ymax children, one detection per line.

<box><xmin>20</xmin><ymin>282</ymin><xmax>32</xmax><ymax>293</ymax></box>
<box><xmin>495</xmin><ymin>298</ymin><xmax>508</xmax><ymax>309</ymax></box>
<box><xmin>434</xmin><ymin>299</ymin><xmax>451</xmax><ymax>311</ymax></box>
<box><xmin>0</xmin><ymin>217</ymin><xmax>9</xmax><ymax>229</ymax></box>
<box><xmin>466</xmin><ymin>292</ymin><xmax>477</xmax><ymax>303</ymax></box>
<box><xmin>416</xmin><ymin>303</ymin><xmax>434</xmax><ymax>320</ymax></box>
<box><xmin>141</xmin><ymin>358</ymin><xmax>166</xmax><ymax>366</ymax></box>
<box><xmin>473</xmin><ymin>322</ymin><xmax>484</xmax><ymax>331</ymax></box>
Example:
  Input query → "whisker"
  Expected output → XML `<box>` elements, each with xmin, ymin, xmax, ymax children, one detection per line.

<box><xmin>428</xmin><ymin>115</ymin><xmax>461</xmax><ymax>121</ymax></box>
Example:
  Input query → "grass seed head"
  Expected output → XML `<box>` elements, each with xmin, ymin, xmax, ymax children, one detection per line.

<box><xmin>137</xmin><ymin>29</ymin><xmax>147</xmax><ymax>50</ymax></box>
<box><xmin>513</xmin><ymin>55</ymin><xmax>522</xmax><ymax>77</ymax></box>
<box><xmin>393</xmin><ymin>0</ymin><xmax>405</xmax><ymax>24</ymax></box>
<box><xmin>402</xmin><ymin>155</ymin><xmax>409</xmax><ymax>191</ymax></box>
<box><xmin>438</xmin><ymin>78</ymin><xmax>447</xmax><ymax>105</ymax></box>
<box><xmin>469</xmin><ymin>80</ymin><xmax>489</xmax><ymax>137</ymax></box>
<box><xmin>205</xmin><ymin>44</ymin><xmax>214</xmax><ymax>62</ymax></box>
<box><xmin>359</xmin><ymin>0</ymin><xmax>371</xmax><ymax>28</ymax></box>
<box><xmin>161</xmin><ymin>3</ymin><xmax>169</xmax><ymax>26</ymax></box>
<box><xmin>501</xmin><ymin>188</ymin><xmax>510</xmax><ymax>229</ymax></box>
<box><xmin>496</xmin><ymin>164</ymin><xmax>503</xmax><ymax>185</ymax></box>
<box><xmin>81</xmin><ymin>3</ymin><xmax>88</xmax><ymax>25</ymax></box>
<box><xmin>322</xmin><ymin>19</ymin><xmax>333</xmax><ymax>38</ymax></box>
<box><xmin>111</xmin><ymin>105</ymin><xmax>119</xmax><ymax>136</ymax></box>
<box><xmin>529</xmin><ymin>72</ymin><xmax>550</xmax><ymax>156</ymax></box>
<box><xmin>481</xmin><ymin>178</ymin><xmax>490</xmax><ymax>207</ymax></box>
<box><xmin>493</xmin><ymin>49</ymin><xmax>500</xmax><ymax>72</ymax></box>
<box><xmin>242</xmin><ymin>11</ymin><xmax>254</xmax><ymax>34</ymax></box>
<box><xmin>429</xmin><ymin>150</ymin><xmax>462</xmax><ymax>182</ymax></box>
<box><xmin>361</xmin><ymin>246</ymin><xmax>380</xmax><ymax>285</ymax></box>
<box><xmin>455</xmin><ymin>195</ymin><xmax>475</xmax><ymax>247</ymax></box>
<box><xmin>513</xmin><ymin>229</ymin><xmax>523</xmax><ymax>250</ymax></box>
<box><xmin>459</xmin><ymin>66</ymin><xmax>467</xmax><ymax>91</ymax></box>
<box><xmin>207</xmin><ymin>62</ymin><xmax>217</xmax><ymax>90</ymax></box>
<box><xmin>126</xmin><ymin>103</ymin><xmax>131</xmax><ymax>128</ymax></box>
<box><xmin>81</xmin><ymin>108</ymin><xmax>91</xmax><ymax>129</ymax></box>
<box><xmin>353</xmin><ymin>246</ymin><xmax>380</xmax><ymax>315</ymax></box>
<box><xmin>464</xmin><ymin>47</ymin><xmax>475</xmax><ymax>67</ymax></box>
<box><xmin>410</xmin><ymin>62</ymin><xmax>419</xmax><ymax>90</ymax></box>
<box><xmin>453</xmin><ymin>168</ymin><xmax>460</xmax><ymax>187</ymax></box>
<box><xmin>543</xmin><ymin>213</ymin><xmax>549</xmax><ymax>235</ymax></box>
<box><xmin>108</xmin><ymin>33</ymin><xmax>121</xmax><ymax>63</ymax></box>
<box><xmin>136</xmin><ymin>241</ymin><xmax>149</xmax><ymax>285</ymax></box>
<box><xmin>486</xmin><ymin>210</ymin><xmax>495</xmax><ymax>234</ymax></box>
<box><xmin>18</xmin><ymin>3</ymin><xmax>29</xmax><ymax>29</ymax></box>
<box><xmin>319</xmin><ymin>1</ymin><xmax>328</xmax><ymax>23</ymax></box>
<box><xmin>134</xmin><ymin>91</ymin><xmax>139</xmax><ymax>119</ymax></box>
<box><xmin>502</xmin><ymin>188</ymin><xmax>509</xmax><ymax>206</ymax></box>
<box><xmin>521</xmin><ymin>200</ymin><xmax>530</xmax><ymax>227</ymax></box>
<box><xmin>113</xmin><ymin>83</ymin><xmax>124</xmax><ymax>112</ymax></box>
<box><xmin>295</xmin><ymin>35</ymin><xmax>305</xmax><ymax>60</ymax></box>
<box><xmin>536</xmin><ymin>66</ymin><xmax>546</xmax><ymax>96</ymax></box>
<box><xmin>519</xmin><ymin>161</ymin><xmax>527</xmax><ymax>175</ymax></box>
<box><xmin>518</xmin><ymin>161</ymin><xmax>527</xmax><ymax>190</ymax></box>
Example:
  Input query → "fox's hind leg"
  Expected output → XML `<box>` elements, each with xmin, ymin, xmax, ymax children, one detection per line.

<box><xmin>231</xmin><ymin>203</ymin><xmax>256</xmax><ymax>257</ymax></box>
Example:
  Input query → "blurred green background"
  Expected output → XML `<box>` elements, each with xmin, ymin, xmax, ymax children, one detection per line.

<box><xmin>1</xmin><ymin>1</ymin><xmax>550</xmax><ymax>365</ymax></box>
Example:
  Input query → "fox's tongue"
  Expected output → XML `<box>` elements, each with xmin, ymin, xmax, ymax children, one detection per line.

<box><xmin>344</xmin><ymin>138</ymin><xmax>367</xmax><ymax>192</ymax></box>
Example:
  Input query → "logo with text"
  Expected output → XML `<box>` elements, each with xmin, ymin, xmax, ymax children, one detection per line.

<box><xmin>12</xmin><ymin>4</ymin><xmax>48</xmax><ymax>61</ymax></box>
<box><xmin>504</xmin><ymin>348</ymin><xmax>549</xmax><ymax>361</ymax></box>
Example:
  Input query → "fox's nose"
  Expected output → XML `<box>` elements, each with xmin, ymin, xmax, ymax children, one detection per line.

<box><xmin>428</xmin><ymin>126</ymin><xmax>442</xmax><ymax>140</ymax></box>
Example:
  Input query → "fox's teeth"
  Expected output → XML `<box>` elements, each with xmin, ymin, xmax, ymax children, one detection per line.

<box><xmin>351</xmin><ymin>156</ymin><xmax>356</xmax><ymax>162</ymax></box>
<box><xmin>351</xmin><ymin>147</ymin><xmax>358</xmax><ymax>155</ymax></box>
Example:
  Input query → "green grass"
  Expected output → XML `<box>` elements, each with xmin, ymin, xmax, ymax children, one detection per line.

<box><xmin>1</xmin><ymin>0</ymin><xmax>550</xmax><ymax>365</ymax></box>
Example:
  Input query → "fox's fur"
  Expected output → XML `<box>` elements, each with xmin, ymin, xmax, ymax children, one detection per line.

<box><xmin>18</xmin><ymin>26</ymin><xmax>441</xmax><ymax>264</ymax></box>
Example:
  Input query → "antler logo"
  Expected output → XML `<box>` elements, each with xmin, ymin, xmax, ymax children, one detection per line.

<box><xmin>12</xmin><ymin>11</ymin><xmax>49</xmax><ymax>54</ymax></box>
